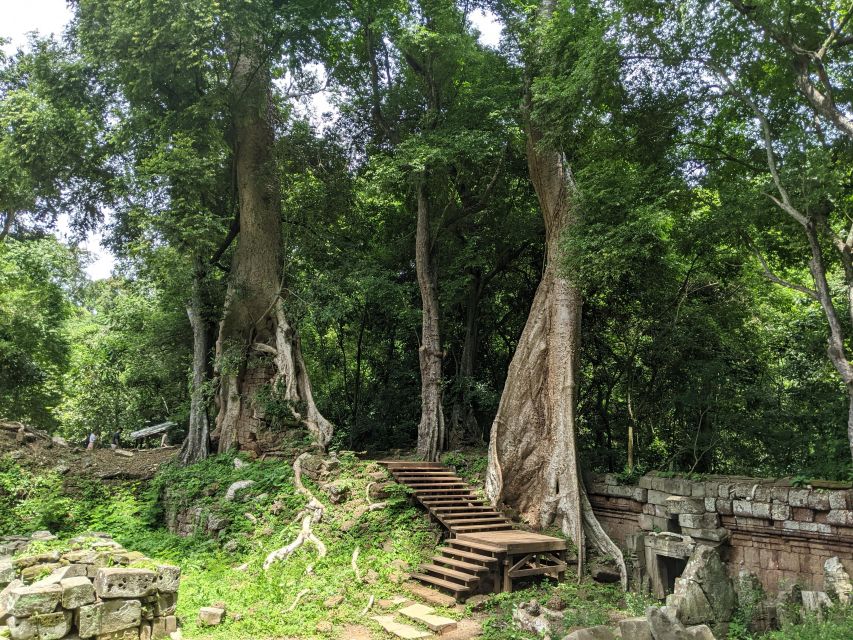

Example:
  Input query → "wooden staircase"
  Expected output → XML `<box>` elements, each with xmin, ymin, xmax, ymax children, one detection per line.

<box><xmin>381</xmin><ymin>461</ymin><xmax>513</xmax><ymax>600</ymax></box>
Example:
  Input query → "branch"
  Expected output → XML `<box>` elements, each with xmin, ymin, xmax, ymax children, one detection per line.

<box><xmin>748</xmin><ymin>240</ymin><xmax>818</xmax><ymax>300</ymax></box>
<box><xmin>210</xmin><ymin>214</ymin><xmax>240</xmax><ymax>267</ymax></box>
<box><xmin>706</xmin><ymin>61</ymin><xmax>809</xmax><ymax>228</ymax></box>
<box><xmin>351</xmin><ymin>546</ymin><xmax>362</xmax><ymax>583</ymax></box>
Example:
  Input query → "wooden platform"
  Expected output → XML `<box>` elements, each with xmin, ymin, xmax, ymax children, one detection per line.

<box><xmin>379</xmin><ymin>460</ymin><xmax>568</xmax><ymax>600</ymax></box>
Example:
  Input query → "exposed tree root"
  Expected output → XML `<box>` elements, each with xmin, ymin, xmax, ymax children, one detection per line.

<box><xmin>360</xmin><ymin>595</ymin><xmax>375</xmax><ymax>616</ymax></box>
<box><xmin>287</xmin><ymin>588</ymin><xmax>309</xmax><ymax>612</ymax></box>
<box><xmin>263</xmin><ymin>453</ymin><xmax>327</xmax><ymax>572</ymax></box>
<box><xmin>351</xmin><ymin>546</ymin><xmax>362</xmax><ymax>583</ymax></box>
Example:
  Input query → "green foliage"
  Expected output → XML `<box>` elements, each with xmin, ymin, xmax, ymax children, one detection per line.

<box><xmin>0</xmin><ymin>237</ymin><xmax>84</xmax><ymax>427</ymax></box>
<box><xmin>480</xmin><ymin>578</ymin><xmax>625</xmax><ymax>640</ymax></box>
<box><xmin>762</xmin><ymin>607</ymin><xmax>853</xmax><ymax>640</ymax></box>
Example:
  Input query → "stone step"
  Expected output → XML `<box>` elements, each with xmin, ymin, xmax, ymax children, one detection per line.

<box><xmin>371</xmin><ymin>615</ymin><xmax>431</xmax><ymax>639</ymax></box>
<box><xmin>399</xmin><ymin>603</ymin><xmax>458</xmax><ymax>634</ymax></box>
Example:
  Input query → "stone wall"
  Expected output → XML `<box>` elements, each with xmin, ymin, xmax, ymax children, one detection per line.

<box><xmin>587</xmin><ymin>472</ymin><xmax>853</xmax><ymax>595</ymax></box>
<box><xmin>0</xmin><ymin>532</ymin><xmax>180</xmax><ymax>640</ymax></box>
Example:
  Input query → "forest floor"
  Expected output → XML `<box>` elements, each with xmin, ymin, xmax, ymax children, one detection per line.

<box><xmin>0</xmin><ymin>420</ymin><xmax>177</xmax><ymax>479</ymax></box>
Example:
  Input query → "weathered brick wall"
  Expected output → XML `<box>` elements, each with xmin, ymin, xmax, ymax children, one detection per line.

<box><xmin>587</xmin><ymin>472</ymin><xmax>853</xmax><ymax>595</ymax></box>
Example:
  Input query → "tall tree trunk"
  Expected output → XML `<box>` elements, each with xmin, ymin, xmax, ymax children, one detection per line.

<box><xmin>182</xmin><ymin>257</ymin><xmax>210</xmax><ymax>465</ymax></box>
<box><xmin>450</xmin><ymin>273</ymin><xmax>482</xmax><ymax>446</ymax></box>
<box><xmin>484</xmin><ymin>129</ymin><xmax>627</xmax><ymax>587</ymax></box>
<box><xmin>416</xmin><ymin>182</ymin><xmax>445</xmax><ymax>461</ymax></box>
<box><xmin>212</xmin><ymin>49</ymin><xmax>332</xmax><ymax>453</ymax></box>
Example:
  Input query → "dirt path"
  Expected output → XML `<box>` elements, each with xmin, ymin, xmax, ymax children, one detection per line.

<box><xmin>1</xmin><ymin>421</ymin><xmax>177</xmax><ymax>480</ymax></box>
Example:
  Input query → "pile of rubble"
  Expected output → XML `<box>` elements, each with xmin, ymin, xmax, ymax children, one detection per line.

<box><xmin>0</xmin><ymin>532</ymin><xmax>181</xmax><ymax>640</ymax></box>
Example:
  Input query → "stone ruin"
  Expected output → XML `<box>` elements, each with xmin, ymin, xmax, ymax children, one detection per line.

<box><xmin>0</xmin><ymin>532</ymin><xmax>181</xmax><ymax>640</ymax></box>
<box><xmin>585</xmin><ymin>471</ymin><xmax>853</xmax><ymax>635</ymax></box>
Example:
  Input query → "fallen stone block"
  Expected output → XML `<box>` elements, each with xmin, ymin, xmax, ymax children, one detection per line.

<box><xmin>77</xmin><ymin>599</ymin><xmax>142</xmax><ymax>637</ymax></box>
<box><xmin>61</xmin><ymin>576</ymin><xmax>96</xmax><ymax>609</ymax></box>
<box><xmin>562</xmin><ymin>625</ymin><xmax>616</xmax><ymax>639</ymax></box>
<box><xmin>2</xmin><ymin>584</ymin><xmax>61</xmax><ymax>618</ymax></box>
<box><xmin>197</xmin><ymin>607</ymin><xmax>225</xmax><ymax>627</ymax></box>
<box><xmin>34</xmin><ymin>610</ymin><xmax>72</xmax><ymax>640</ymax></box>
<box><xmin>33</xmin><ymin>565</ymin><xmax>88</xmax><ymax>587</ymax></box>
<box><xmin>94</xmin><ymin>568</ymin><xmax>156</xmax><ymax>599</ymax></box>
<box><xmin>824</xmin><ymin>557</ymin><xmax>852</xmax><ymax>604</ymax></box>
<box><xmin>618</xmin><ymin>617</ymin><xmax>652</xmax><ymax>640</ymax></box>
<box><xmin>686</xmin><ymin>624</ymin><xmax>716</xmax><ymax>639</ymax></box>
<box><xmin>398</xmin><ymin>603</ymin><xmax>456</xmax><ymax>633</ymax></box>
<box><xmin>6</xmin><ymin>615</ymin><xmax>37</xmax><ymax>640</ymax></box>
<box><xmin>678</xmin><ymin>513</ymin><xmax>720</xmax><ymax>529</ymax></box>
<box><xmin>371</xmin><ymin>615</ymin><xmax>430</xmax><ymax>639</ymax></box>
<box><xmin>154</xmin><ymin>566</ymin><xmax>180</xmax><ymax>594</ymax></box>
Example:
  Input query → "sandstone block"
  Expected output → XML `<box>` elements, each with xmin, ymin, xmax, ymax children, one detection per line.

<box><xmin>667</xmin><ymin>496</ymin><xmax>704</xmax><ymax>515</ymax></box>
<box><xmin>95</xmin><ymin>629</ymin><xmax>139</xmax><ymax>640</ymax></box>
<box><xmin>679</xmin><ymin>513</ymin><xmax>720</xmax><ymax>529</ymax></box>
<box><xmin>198</xmin><ymin>607</ymin><xmax>224</xmax><ymax>627</ymax></box>
<box><xmin>686</xmin><ymin>624</ymin><xmax>716</xmax><ymax>639</ymax></box>
<box><xmin>792</xmin><ymin>507</ymin><xmax>814</xmax><ymax>522</ymax></box>
<box><xmin>829</xmin><ymin>491</ymin><xmax>848</xmax><ymax>510</ymax></box>
<box><xmin>20</xmin><ymin>565</ymin><xmax>61</xmax><ymax>585</ymax></box>
<box><xmin>61</xmin><ymin>577</ymin><xmax>96</xmax><ymax>609</ymax></box>
<box><xmin>35</xmin><ymin>610</ymin><xmax>72</xmax><ymax>640</ymax></box>
<box><xmin>648</xmin><ymin>490</ymin><xmax>671</xmax><ymax>506</ymax></box>
<box><xmin>2</xmin><ymin>584</ymin><xmax>61</xmax><ymax>617</ymax></box>
<box><xmin>617</xmin><ymin>617</ymin><xmax>652</xmax><ymax>640</ymax></box>
<box><xmin>638</xmin><ymin>514</ymin><xmax>670</xmax><ymax>532</ymax></box>
<box><xmin>704</xmin><ymin>498</ymin><xmax>717</xmax><ymax>512</ymax></box>
<box><xmin>151</xmin><ymin>617</ymin><xmax>167</xmax><ymax>639</ymax></box>
<box><xmin>768</xmin><ymin>486</ymin><xmax>788</xmax><ymax>502</ymax></box>
<box><xmin>691</xmin><ymin>484</ymin><xmax>706</xmax><ymax>498</ymax></box>
<box><xmin>770</xmin><ymin>503</ymin><xmax>791</xmax><ymax>521</ymax></box>
<box><xmin>164</xmin><ymin>616</ymin><xmax>177</xmax><ymax>633</ymax></box>
<box><xmin>6</xmin><ymin>615</ymin><xmax>37</xmax><ymax>640</ymax></box>
<box><xmin>788</xmin><ymin>489</ymin><xmax>810</xmax><ymax>508</ymax></box>
<box><xmin>111</xmin><ymin>552</ymin><xmax>146</xmax><ymax>567</ymax></box>
<box><xmin>33</xmin><ymin>565</ymin><xmax>88</xmax><ymax>587</ymax></box>
<box><xmin>715</xmin><ymin>499</ymin><xmax>733</xmax><ymax>515</ymax></box>
<box><xmin>0</xmin><ymin>558</ymin><xmax>14</xmax><ymax>588</ymax></box>
<box><xmin>562</xmin><ymin>625</ymin><xmax>616</xmax><ymax>640</ymax></box>
<box><xmin>77</xmin><ymin>600</ymin><xmax>141</xmax><ymax>637</ymax></box>
<box><xmin>154</xmin><ymin>566</ymin><xmax>180</xmax><ymax>594</ymax></box>
<box><xmin>807</xmin><ymin>492</ymin><xmax>831</xmax><ymax>511</ymax></box>
<box><xmin>660</xmin><ymin>478</ymin><xmax>693</xmax><ymax>497</ymax></box>
<box><xmin>95</xmin><ymin>568</ymin><xmax>155</xmax><ymax>599</ymax></box>
<box><xmin>732</xmin><ymin>500</ymin><xmax>752</xmax><ymax>517</ymax></box>
<box><xmin>154</xmin><ymin>593</ymin><xmax>177</xmax><ymax>617</ymax></box>
<box><xmin>681</xmin><ymin>527</ymin><xmax>729</xmax><ymax>543</ymax></box>
<box><xmin>717</xmin><ymin>483</ymin><xmax>732</xmax><ymax>498</ymax></box>
<box><xmin>826</xmin><ymin>510</ymin><xmax>853</xmax><ymax>526</ymax></box>
<box><xmin>12</xmin><ymin>554</ymin><xmax>60</xmax><ymax>570</ymax></box>
<box><xmin>639</xmin><ymin>475</ymin><xmax>655</xmax><ymax>490</ymax></box>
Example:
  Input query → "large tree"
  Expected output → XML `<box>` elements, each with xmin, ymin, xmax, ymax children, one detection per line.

<box><xmin>484</xmin><ymin>0</ymin><xmax>627</xmax><ymax>584</ymax></box>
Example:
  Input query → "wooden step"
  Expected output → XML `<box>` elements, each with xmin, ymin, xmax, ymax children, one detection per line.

<box><xmin>438</xmin><ymin>511</ymin><xmax>503</xmax><ymax>519</ymax></box>
<box><xmin>407</xmin><ymin>482</ymin><xmax>468</xmax><ymax>488</ymax></box>
<box><xmin>410</xmin><ymin>573</ymin><xmax>471</xmax><ymax>595</ymax></box>
<box><xmin>419</xmin><ymin>563</ymin><xmax>480</xmax><ymax>584</ymax></box>
<box><xmin>443</xmin><ymin>516</ymin><xmax>508</xmax><ymax>526</ymax></box>
<box><xmin>400</xmin><ymin>476</ymin><xmax>463</xmax><ymax>482</ymax></box>
<box><xmin>438</xmin><ymin>547</ymin><xmax>498</xmax><ymax>564</ymax></box>
<box><xmin>431</xmin><ymin>505</ymin><xmax>494</xmax><ymax>512</ymax></box>
<box><xmin>447</xmin><ymin>538</ymin><xmax>505</xmax><ymax>554</ymax></box>
<box><xmin>451</xmin><ymin>523</ymin><xmax>513</xmax><ymax>533</ymax></box>
<box><xmin>432</xmin><ymin>555</ymin><xmax>490</xmax><ymax>573</ymax></box>
<box><xmin>420</xmin><ymin>499</ymin><xmax>486</xmax><ymax>507</ymax></box>
<box><xmin>391</xmin><ymin>471</ymin><xmax>459</xmax><ymax>480</ymax></box>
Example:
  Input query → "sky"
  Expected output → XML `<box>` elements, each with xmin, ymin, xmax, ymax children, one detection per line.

<box><xmin>1</xmin><ymin>2</ymin><xmax>502</xmax><ymax>280</ymax></box>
